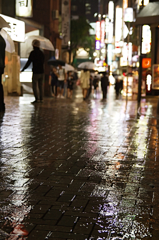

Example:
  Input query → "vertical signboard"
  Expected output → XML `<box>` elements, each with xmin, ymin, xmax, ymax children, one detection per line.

<box><xmin>95</xmin><ymin>21</ymin><xmax>101</xmax><ymax>50</ymax></box>
<box><xmin>100</xmin><ymin>20</ymin><xmax>105</xmax><ymax>48</ymax></box>
<box><xmin>142</xmin><ymin>25</ymin><xmax>151</xmax><ymax>54</ymax></box>
<box><xmin>16</xmin><ymin>0</ymin><xmax>33</xmax><ymax>17</ymax></box>
<box><xmin>62</xmin><ymin>0</ymin><xmax>70</xmax><ymax>47</ymax></box>
<box><xmin>115</xmin><ymin>8</ymin><xmax>122</xmax><ymax>43</ymax></box>
<box><xmin>152</xmin><ymin>64</ymin><xmax>159</xmax><ymax>89</ymax></box>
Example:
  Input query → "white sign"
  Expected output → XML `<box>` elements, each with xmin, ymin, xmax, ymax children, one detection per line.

<box><xmin>108</xmin><ymin>1</ymin><xmax>114</xmax><ymax>22</ymax></box>
<box><xmin>16</xmin><ymin>0</ymin><xmax>33</xmax><ymax>17</ymax></box>
<box><xmin>124</xmin><ymin>8</ymin><xmax>133</xmax><ymax>22</ymax></box>
<box><xmin>115</xmin><ymin>8</ymin><xmax>122</xmax><ymax>42</ymax></box>
<box><xmin>108</xmin><ymin>22</ymin><xmax>113</xmax><ymax>43</ymax></box>
<box><xmin>142</xmin><ymin>25</ymin><xmax>151</xmax><ymax>54</ymax></box>
<box><xmin>0</xmin><ymin>14</ymin><xmax>25</xmax><ymax>42</ymax></box>
<box><xmin>62</xmin><ymin>0</ymin><xmax>70</xmax><ymax>46</ymax></box>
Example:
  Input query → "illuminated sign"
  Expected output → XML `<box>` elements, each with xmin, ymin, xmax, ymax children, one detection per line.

<box><xmin>62</xmin><ymin>0</ymin><xmax>70</xmax><ymax>46</ymax></box>
<box><xmin>115</xmin><ymin>7</ymin><xmax>122</xmax><ymax>48</ymax></box>
<box><xmin>105</xmin><ymin>17</ymin><xmax>109</xmax><ymax>42</ymax></box>
<box><xmin>95</xmin><ymin>40</ymin><xmax>101</xmax><ymax>50</ymax></box>
<box><xmin>107</xmin><ymin>44</ymin><xmax>113</xmax><ymax>65</ymax></box>
<box><xmin>96</xmin><ymin>21</ymin><xmax>100</xmax><ymax>40</ymax></box>
<box><xmin>101</xmin><ymin>20</ymin><xmax>105</xmax><ymax>47</ymax></box>
<box><xmin>123</xmin><ymin>0</ymin><xmax>128</xmax><ymax>9</ymax></box>
<box><xmin>139</xmin><ymin>0</ymin><xmax>149</xmax><ymax>6</ymax></box>
<box><xmin>16</xmin><ymin>0</ymin><xmax>33</xmax><ymax>17</ymax></box>
<box><xmin>108</xmin><ymin>1</ymin><xmax>114</xmax><ymax>22</ymax></box>
<box><xmin>124</xmin><ymin>8</ymin><xmax>133</xmax><ymax>22</ymax></box>
<box><xmin>108</xmin><ymin>22</ymin><xmax>113</xmax><ymax>43</ymax></box>
<box><xmin>146</xmin><ymin>74</ymin><xmax>152</xmax><ymax>91</ymax></box>
<box><xmin>152</xmin><ymin>64</ymin><xmax>159</xmax><ymax>89</ymax></box>
<box><xmin>0</xmin><ymin>14</ymin><xmax>25</xmax><ymax>42</ymax></box>
<box><xmin>142</xmin><ymin>25</ymin><xmax>151</xmax><ymax>54</ymax></box>
<box><xmin>142</xmin><ymin>58</ymin><xmax>151</xmax><ymax>68</ymax></box>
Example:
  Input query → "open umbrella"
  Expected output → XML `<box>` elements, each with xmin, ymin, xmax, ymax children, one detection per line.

<box><xmin>0</xmin><ymin>15</ymin><xmax>11</xmax><ymax>29</ymax></box>
<box><xmin>78</xmin><ymin>61</ymin><xmax>95</xmax><ymax>70</ymax></box>
<box><xmin>25</xmin><ymin>35</ymin><xmax>54</xmax><ymax>51</ymax></box>
<box><xmin>48</xmin><ymin>57</ymin><xmax>65</xmax><ymax>66</ymax></box>
<box><xmin>64</xmin><ymin>63</ymin><xmax>75</xmax><ymax>72</ymax></box>
<box><xmin>0</xmin><ymin>29</ymin><xmax>15</xmax><ymax>53</ymax></box>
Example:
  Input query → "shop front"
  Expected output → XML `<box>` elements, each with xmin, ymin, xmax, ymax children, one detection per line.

<box><xmin>0</xmin><ymin>14</ymin><xmax>25</xmax><ymax>96</ymax></box>
<box><xmin>135</xmin><ymin>2</ymin><xmax>159</xmax><ymax>97</ymax></box>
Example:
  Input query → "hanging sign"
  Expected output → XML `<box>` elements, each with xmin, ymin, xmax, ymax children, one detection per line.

<box><xmin>62</xmin><ymin>0</ymin><xmax>70</xmax><ymax>46</ymax></box>
<box><xmin>0</xmin><ymin>14</ymin><xmax>25</xmax><ymax>42</ymax></box>
<box><xmin>16</xmin><ymin>0</ymin><xmax>33</xmax><ymax>17</ymax></box>
<box><xmin>152</xmin><ymin>64</ymin><xmax>159</xmax><ymax>90</ymax></box>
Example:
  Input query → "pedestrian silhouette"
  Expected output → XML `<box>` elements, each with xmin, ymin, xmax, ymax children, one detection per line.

<box><xmin>21</xmin><ymin>39</ymin><xmax>45</xmax><ymax>104</ymax></box>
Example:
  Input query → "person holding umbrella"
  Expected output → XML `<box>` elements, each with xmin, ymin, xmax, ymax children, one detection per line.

<box><xmin>21</xmin><ymin>39</ymin><xmax>45</xmax><ymax>103</ymax></box>
<box><xmin>80</xmin><ymin>69</ymin><xmax>90</xmax><ymax>100</ymax></box>
<box><xmin>56</xmin><ymin>64</ymin><xmax>67</xmax><ymax>98</ymax></box>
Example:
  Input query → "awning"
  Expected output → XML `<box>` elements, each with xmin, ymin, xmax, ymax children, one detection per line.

<box><xmin>135</xmin><ymin>2</ymin><xmax>159</xmax><ymax>25</ymax></box>
<box><xmin>19</xmin><ymin>17</ymin><xmax>44</xmax><ymax>33</ymax></box>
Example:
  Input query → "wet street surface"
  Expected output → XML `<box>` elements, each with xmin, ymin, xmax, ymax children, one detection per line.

<box><xmin>0</xmin><ymin>87</ymin><xmax>159</xmax><ymax>239</ymax></box>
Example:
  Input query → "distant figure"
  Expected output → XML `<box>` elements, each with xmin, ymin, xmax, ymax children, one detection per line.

<box><xmin>87</xmin><ymin>74</ymin><xmax>93</xmax><ymax>98</ymax></box>
<box><xmin>57</xmin><ymin>64</ymin><xmax>66</xmax><ymax>98</ymax></box>
<box><xmin>49</xmin><ymin>66</ymin><xmax>58</xmax><ymax>97</ymax></box>
<box><xmin>115</xmin><ymin>77</ymin><xmax>121</xmax><ymax>98</ymax></box>
<box><xmin>100</xmin><ymin>72</ymin><xmax>109</xmax><ymax>99</ymax></box>
<box><xmin>67</xmin><ymin>71</ymin><xmax>74</xmax><ymax>99</ymax></box>
<box><xmin>0</xmin><ymin>30</ymin><xmax>6</xmax><ymax>112</ymax></box>
<box><xmin>21</xmin><ymin>39</ymin><xmax>45</xmax><ymax>103</ymax></box>
<box><xmin>93</xmin><ymin>75</ymin><xmax>99</xmax><ymax>95</ymax></box>
<box><xmin>80</xmin><ymin>69</ymin><xmax>90</xmax><ymax>100</ymax></box>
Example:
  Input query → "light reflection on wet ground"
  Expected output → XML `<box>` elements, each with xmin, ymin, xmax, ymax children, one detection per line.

<box><xmin>0</xmin><ymin>86</ymin><xmax>159</xmax><ymax>239</ymax></box>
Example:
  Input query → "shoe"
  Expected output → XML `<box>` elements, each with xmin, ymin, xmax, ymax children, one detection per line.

<box><xmin>61</xmin><ymin>95</ymin><xmax>65</xmax><ymax>99</ymax></box>
<box><xmin>57</xmin><ymin>95</ymin><xmax>60</xmax><ymax>98</ymax></box>
<box><xmin>31</xmin><ymin>100</ymin><xmax>38</xmax><ymax>104</ymax></box>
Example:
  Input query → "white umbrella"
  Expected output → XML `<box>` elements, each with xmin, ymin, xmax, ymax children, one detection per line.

<box><xmin>25</xmin><ymin>35</ymin><xmax>54</xmax><ymax>51</ymax></box>
<box><xmin>63</xmin><ymin>63</ymin><xmax>75</xmax><ymax>72</ymax></box>
<box><xmin>0</xmin><ymin>29</ymin><xmax>15</xmax><ymax>53</ymax></box>
<box><xmin>0</xmin><ymin>15</ymin><xmax>10</xmax><ymax>29</ymax></box>
<box><xmin>78</xmin><ymin>61</ymin><xmax>95</xmax><ymax>70</ymax></box>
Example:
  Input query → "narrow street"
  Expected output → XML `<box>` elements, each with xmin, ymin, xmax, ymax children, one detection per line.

<box><xmin>0</xmin><ymin>86</ymin><xmax>159</xmax><ymax>239</ymax></box>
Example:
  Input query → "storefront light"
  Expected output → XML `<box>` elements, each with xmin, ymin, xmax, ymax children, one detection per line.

<box><xmin>139</xmin><ymin>0</ymin><xmax>149</xmax><ymax>6</ymax></box>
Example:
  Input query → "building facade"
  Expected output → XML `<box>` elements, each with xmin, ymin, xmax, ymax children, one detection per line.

<box><xmin>0</xmin><ymin>0</ymin><xmax>62</xmax><ymax>97</ymax></box>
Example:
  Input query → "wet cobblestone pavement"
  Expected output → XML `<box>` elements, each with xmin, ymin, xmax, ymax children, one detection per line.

<box><xmin>0</xmin><ymin>87</ymin><xmax>159</xmax><ymax>239</ymax></box>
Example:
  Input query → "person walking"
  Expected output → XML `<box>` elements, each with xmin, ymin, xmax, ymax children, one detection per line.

<box><xmin>100</xmin><ymin>72</ymin><xmax>109</xmax><ymax>99</ymax></box>
<box><xmin>49</xmin><ymin>66</ymin><xmax>58</xmax><ymax>97</ymax></box>
<box><xmin>21</xmin><ymin>39</ymin><xmax>45</xmax><ymax>103</ymax></box>
<box><xmin>80</xmin><ymin>69</ymin><xmax>90</xmax><ymax>100</ymax></box>
<box><xmin>115</xmin><ymin>77</ymin><xmax>121</xmax><ymax>98</ymax></box>
<box><xmin>0</xmin><ymin>30</ymin><xmax>6</xmax><ymax>112</ymax></box>
<box><xmin>87</xmin><ymin>74</ymin><xmax>93</xmax><ymax>99</ymax></box>
<box><xmin>93</xmin><ymin>75</ymin><xmax>99</xmax><ymax>97</ymax></box>
<box><xmin>67</xmin><ymin>71</ymin><xmax>74</xmax><ymax>99</ymax></box>
<box><xmin>57</xmin><ymin>64</ymin><xmax>66</xmax><ymax>98</ymax></box>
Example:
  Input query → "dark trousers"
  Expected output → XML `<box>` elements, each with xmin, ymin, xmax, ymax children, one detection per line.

<box><xmin>0</xmin><ymin>74</ymin><xmax>5</xmax><ymax>111</ymax></box>
<box><xmin>32</xmin><ymin>74</ymin><xmax>44</xmax><ymax>101</ymax></box>
<box><xmin>102</xmin><ymin>87</ymin><xmax>107</xmax><ymax>99</ymax></box>
<box><xmin>51</xmin><ymin>85</ymin><xmax>57</xmax><ymax>96</ymax></box>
